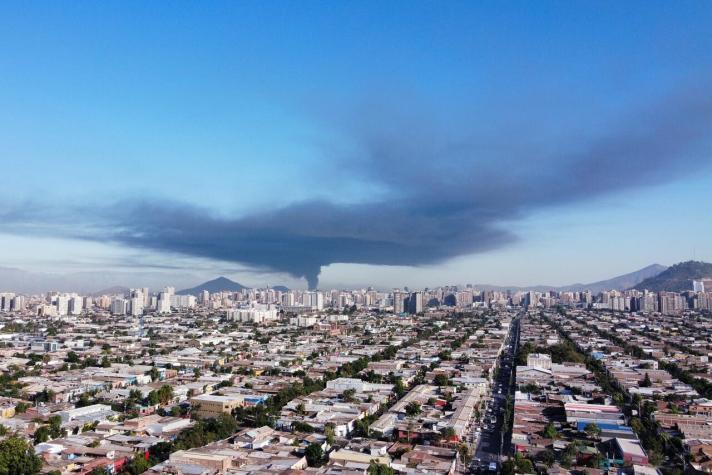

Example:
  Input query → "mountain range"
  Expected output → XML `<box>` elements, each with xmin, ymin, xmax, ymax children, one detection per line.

<box><xmin>0</xmin><ymin>261</ymin><xmax>707</xmax><ymax>294</ymax></box>
<box><xmin>176</xmin><ymin>265</ymin><xmax>669</xmax><ymax>295</ymax></box>
<box><xmin>558</xmin><ymin>263</ymin><xmax>668</xmax><ymax>293</ymax></box>
<box><xmin>463</xmin><ymin>263</ymin><xmax>668</xmax><ymax>294</ymax></box>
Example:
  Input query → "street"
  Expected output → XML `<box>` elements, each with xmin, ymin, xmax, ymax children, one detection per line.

<box><xmin>469</xmin><ymin>315</ymin><xmax>520</xmax><ymax>473</ymax></box>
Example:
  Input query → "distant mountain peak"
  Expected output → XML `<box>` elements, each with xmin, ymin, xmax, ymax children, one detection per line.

<box><xmin>176</xmin><ymin>277</ymin><xmax>290</xmax><ymax>295</ymax></box>
<box><xmin>177</xmin><ymin>276</ymin><xmax>246</xmax><ymax>295</ymax></box>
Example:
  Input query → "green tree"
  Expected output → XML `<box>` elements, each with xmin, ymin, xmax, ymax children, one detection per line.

<box><xmin>149</xmin><ymin>366</ymin><xmax>160</xmax><ymax>382</ymax></box>
<box><xmin>34</xmin><ymin>388</ymin><xmax>55</xmax><ymax>403</ymax></box>
<box><xmin>121</xmin><ymin>453</ymin><xmax>151</xmax><ymax>475</ymax></box>
<box><xmin>48</xmin><ymin>415</ymin><xmax>63</xmax><ymax>438</ymax></box>
<box><xmin>354</xmin><ymin>418</ymin><xmax>370</xmax><ymax>437</ymax></box>
<box><xmin>305</xmin><ymin>442</ymin><xmax>324</xmax><ymax>467</ymax></box>
<box><xmin>148</xmin><ymin>385</ymin><xmax>174</xmax><ymax>405</ymax></box>
<box><xmin>33</xmin><ymin>426</ymin><xmax>51</xmax><ymax>444</ymax></box>
<box><xmin>75</xmin><ymin>392</ymin><xmax>92</xmax><ymax>408</ymax></box>
<box><xmin>324</xmin><ymin>423</ymin><xmax>336</xmax><ymax>446</ymax></box>
<box><xmin>458</xmin><ymin>443</ymin><xmax>471</xmax><ymax>464</ymax></box>
<box><xmin>292</xmin><ymin>421</ymin><xmax>316</xmax><ymax>433</ymax></box>
<box><xmin>630</xmin><ymin>417</ymin><xmax>644</xmax><ymax>434</ymax></box>
<box><xmin>405</xmin><ymin>401</ymin><xmax>421</xmax><ymax>417</ymax></box>
<box><xmin>437</xmin><ymin>350</ymin><xmax>452</xmax><ymax>361</ymax></box>
<box><xmin>584</xmin><ymin>422</ymin><xmax>601</xmax><ymax>439</ymax></box>
<box><xmin>393</xmin><ymin>378</ymin><xmax>406</xmax><ymax>398</ymax></box>
<box><xmin>440</xmin><ymin>427</ymin><xmax>456</xmax><ymax>439</ymax></box>
<box><xmin>0</xmin><ymin>436</ymin><xmax>43</xmax><ymax>475</ymax></box>
<box><xmin>368</xmin><ymin>461</ymin><xmax>395</xmax><ymax>475</ymax></box>
<box><xmin>537</xmin><ymin>449</ymin><xmax>556</xmax><ymax>467</ymax></box>
<box><xmin>640</xmin><ymin>372</ymin><xmax>652</xmax><ymax>387</ymax></box>
<box><xmin>500</xmin><ymin>459</ymin><xmax>515</xmax><ymax>475</ymax></box>
<box><xmin>514</xmin><ymin>453</ymin><xmax>535</xmax><ymax>474</ymax></box>
<box><xmin>148</xmin><ymin>441</ymin><xmax>173</xmax><ymax>462</ymax></box>
<box><xmin>433</xmin><ymin>374</ymin><xmax>451</xmax><ymax>386</ymax></box>
<box><xmin>648</xmin><ymin>451</ymin><xmax>664</xmax><ymax>466</ymax></box>
<box><xmin>543</xmin><ymin>422</ymin><xmax>558</xmax><ymax>439</ymax></box>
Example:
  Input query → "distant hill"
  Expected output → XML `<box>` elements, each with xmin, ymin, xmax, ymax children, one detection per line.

<box><xmin>91</xmin><ymin>286</ymin><xmax>129</xmax><ymax>297</ymax></box>
<box><xmin>0</xmin><ymin>266</ymin><xmax>199</xmax><ymax>295</ymax></box>
<box><xmin>559</xmin><ymin>263</ymin><xmax>667</xmax><ymax>293</ymax></box>
<box><xmin>632</xmin><ymin>261</ymin><xmax>712</xmax><ymax>292</ymax></box>
<box><xmin>178</xmin><ymin>277</ymin><xmax>290</xmax><ymax>295</ymax></box>
<box><xmin>177</xmin><ymin>276</ymin><xmax>247</xmax><ymax>295</ymax></box>
<box><xmin>467</xmin><ymin>263</ymin><xmax>667</xmax><ymax>293</ymax></box>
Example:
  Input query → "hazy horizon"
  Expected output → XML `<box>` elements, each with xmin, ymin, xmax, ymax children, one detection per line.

<box><xmin>0</xmin><ymin>261</ymin><xmax>672</xmax><ymax>294</ymax></box>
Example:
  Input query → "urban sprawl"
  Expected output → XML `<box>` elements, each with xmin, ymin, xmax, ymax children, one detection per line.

<box><xmin>1</xmin><ymin>281</ymin><xmax>712</xmax><ymax>475</ymax></box>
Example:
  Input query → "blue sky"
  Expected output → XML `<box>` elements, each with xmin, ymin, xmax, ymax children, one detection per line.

<box><xmin>1</xmin><ymin>1</ymin><xmax>711</xmax><ymax>289</ymax></box>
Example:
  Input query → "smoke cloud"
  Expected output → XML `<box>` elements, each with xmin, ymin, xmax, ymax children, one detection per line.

<box><xmin>3</xmin><ymin>86</ymin><xmax>712</xmax><ymax>289</ymax></box>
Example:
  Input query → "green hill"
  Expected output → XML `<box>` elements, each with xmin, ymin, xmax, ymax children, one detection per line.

<box><xmin>632</xmin><ymin>261</ymin><xmax>712</xmax><ymax>292</ymax></box>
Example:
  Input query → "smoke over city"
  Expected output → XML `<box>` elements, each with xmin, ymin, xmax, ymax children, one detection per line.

<box><xmin>3</xmin><ymin>85</ymin><xmax>707</xmax><ymax>289</ymax></box>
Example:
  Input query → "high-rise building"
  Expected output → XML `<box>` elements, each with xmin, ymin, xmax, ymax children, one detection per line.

<box><xmin>171</xmin><ymin>294</ymin><xmax>196</xmax><ymax>309</ymax></box>
<box><xmin>0</xmin><ymin>293</ymin><xmax>14</xmax><ymax>312</ymax></box>
<box><xmin>302</xmin><ymin>291</ymin><xmax>324</xmax><ymax>310</ymax></box>
<box><xmin>97</xmin><ymin>295</ymin><xmax>111</xmax><ymax>309</ymax></box>
<box><xmin>282</xmin><ymin>292</ymin><xmax>295</xmax><ymax>306</ymax></box>
<box><xmin>658</xmin><ymin>292</ymin><xmax>686</xmax><ymax>315</ymax></box>
<box><xmin>56</xmin><ymin>295</ymin><xmax>70</xmax><ymax>316</ymax></box>
<box><xmin>393</xmin><ymin>291</ymin><xmax>407</xmax><ymax>314</ymax></box>
<box><xmin>69</xmin><ymin>296</ymin><xmax>83</xmax><ymax>315</ymax></box>
<box><xmin>11</xmin><ymin>295</ymin><xmax>26</xmax><ymax>311</ymax></box>
<box><xmin>157</xmin><ymin>292</ymin><xmax>171</xmax><ymax>314</ymax></box>
<box><xmin>111</xmin><ymin>298</ymin><xmax>128</xmax><ymax>315</ymax></box>
<box><xmin>408</xmin><ymin>291</ymin><xmax>423</xmax><ymax>314</ymax></box>
<box><xmin>130</xmin><ymin>297</ymin><xmax>144</xmax><ymax>316</ymax></box>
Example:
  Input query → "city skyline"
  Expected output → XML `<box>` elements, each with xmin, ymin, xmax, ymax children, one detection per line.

<box><xmin>2</xmin><ymin>2</ymin><xmax>712</xmax><ymax>289</ymax></box>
